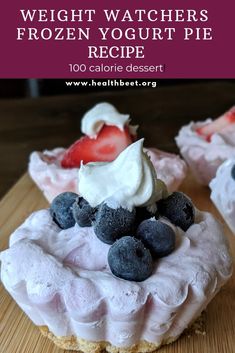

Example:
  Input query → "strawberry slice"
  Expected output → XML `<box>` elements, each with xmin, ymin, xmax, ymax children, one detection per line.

<box><xmin>61</xmin><ymin>125</ymin><xmax>133</xmax><ymax>168</ymax></box>
<box><xmin>196</xmin><ymin>106</ymin><xmax>235</xmax><ymax>142</ymax></box>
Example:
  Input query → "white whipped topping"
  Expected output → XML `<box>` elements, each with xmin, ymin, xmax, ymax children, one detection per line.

<box><xmin>78</xmin><ymin>139</ymin><xmax>159</xmax><ymax>210</ymax></box>
<box><xmin>28</xmin><ymin>147</ymin><xmax>186</xmax><ymax>203</ymax></box>
<box><xmin>210</xmin><ymin>159</ymin><xmax>235</xmax><ymax>234</ymax></box>
<box><xmin>81</xmin><ymin>102</ymin><xmax>130</xmax><ymax>138</ymax></box>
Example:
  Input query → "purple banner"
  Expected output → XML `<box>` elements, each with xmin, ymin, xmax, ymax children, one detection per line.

<box><xmin>0</xmin><ymin>0</ymin><xmax>234</xmax><ymax>78</ymax></box>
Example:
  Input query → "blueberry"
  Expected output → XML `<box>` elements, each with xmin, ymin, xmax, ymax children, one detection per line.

<box><xmin>231</xmin><ymin>165</ymin><xmax>235</xmax><ymax>180</ymax></box>
<box><xmin>157</xmin><ymin>192</ymin><xmax>195</xmax><ymax>231</ymax></box>
<box><xmin>108</xmin><ymin>236</ymin><xmax>153</xmax><ymax>281</ymax></box>
<box><xmin>94</xmin><ymin>203</ymin><xmax>136</xmax><ymax>244</ymax></box>
<box><xmin>136</xmin><ymin>219</ymin><xmax>175</xmax><ymax>258</ymax></box>
<box><xmin>50</xmin><ymin>192</ymin><xmax>78</xmax><ymax>229</ymax></box>
<box><xmin>72</xmin><ymin>197</ymin><xmax>97</xmax><ymax>227</ymax></box>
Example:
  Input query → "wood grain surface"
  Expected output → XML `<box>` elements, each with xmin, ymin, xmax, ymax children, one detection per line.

<box><xmin>0</xmin><ymin>173</ymin><xmax>234</xmax><ymax>353</ymax></box>
<box><xmin>1</xmin><ymin>80</ymin><xmax>235</xmax><ymax>198</ymax></box>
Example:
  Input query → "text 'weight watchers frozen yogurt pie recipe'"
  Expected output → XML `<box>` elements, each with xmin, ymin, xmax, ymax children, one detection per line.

<box><xmin>0</xmin><ymin>139</ymin><xmax>232</xmax><ymax>353</ymax></box>
<box><xmin>176</xmin><ymin>106</ymin><xmax>235</xmax><ymax>185</ymax></box>
<box><xmin>29</xmin><ymin>102</ymin><xmax>187</xmax><ymax>202</ymax></box>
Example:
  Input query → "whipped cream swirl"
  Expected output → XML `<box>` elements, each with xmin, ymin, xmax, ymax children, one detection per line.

<box><xmin>78</xmin><ymin>139</ymin><xmax>160</xmax><ymax>210</ymax></box>
<box><xmin>81</xmin><ymin>102</ymin><xmax>130</xmax><ymax>138</ymax></box>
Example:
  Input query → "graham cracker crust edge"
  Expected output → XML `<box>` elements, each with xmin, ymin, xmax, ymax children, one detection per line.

<box><xmin>39</xmin><ymin>312</ymin><xmax>206</xmax><ymax>353</ymax></box>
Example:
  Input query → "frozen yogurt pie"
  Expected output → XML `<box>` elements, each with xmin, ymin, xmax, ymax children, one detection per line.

<box><xmin>29</xmin><ymin>102</ymin><xmax>187</xmax><ymax>202</ymax></box>
<box><xmin>1</xmin><ymin>139</ymin><xmax>232</xmax><ymax>353</ymax></box>
<box><xmin>176</xmin><ymin>106</ymin><xmax>235</xmax><ymax>185</ymax></box>
<box><xmin>210</xmin><ymin>159</ymin><xmax>235</xmax><ymax>234</ymax></box>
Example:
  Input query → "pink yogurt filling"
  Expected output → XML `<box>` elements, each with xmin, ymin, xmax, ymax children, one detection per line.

<box><xmin>0</xmin><ymin>208</ymin><xmax>232</xmax><ymax>347</ymax></box>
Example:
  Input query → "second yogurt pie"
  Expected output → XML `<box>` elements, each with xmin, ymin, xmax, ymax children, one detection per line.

<box><xmin>29</xmin><ymin>102</ymin><xmax>187</xmax><ymax>202</ymax></box>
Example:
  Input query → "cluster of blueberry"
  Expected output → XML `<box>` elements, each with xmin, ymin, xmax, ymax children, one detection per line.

<box><xmin>50</xmin><ymin>191</ymin><xmax>195</xmax><ymax>282</ymax></box>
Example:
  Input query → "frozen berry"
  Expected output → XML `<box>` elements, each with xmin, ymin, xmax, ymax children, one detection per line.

<box><xmin>108</xmin><ymin>236</ymin><xmax>153</xmax><ymax>281</ymax></box>
<box><xmin>50</xmin><ymin>192</ymin><xmax>78</xmax><ymax>229</ymax></box>
<box><xmin>72</xmin><ymin>197</ymin><xmax>97</xmax><ymax>227</ymax></box>
<box><xmin>157</xmin><ymin>192</ymin><xmax>195</xmax><ymax>231</ymax></box>
<box><xmin>94</xmin><ymin>203</ymin><xmax>136</xmax><ymax>244</ymax></box>
<box><xmin>136</xmin><ymin>219</ymin><xmax>175</xmax><ymax>258</ymax></box>
<box><xmin>231</xmin><ymin>165</ymin><xmax>235</xmax><ymax>180</ymax></box>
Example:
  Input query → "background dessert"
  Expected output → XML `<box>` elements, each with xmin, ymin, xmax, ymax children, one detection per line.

<box><xmin>29</xmin><ymin>103</ymin><xmax>187</xmax><ymax>202</ymax></box>
<box><xmin>1</xmin><ymin>140</ymin><xmax>232</xmax><ymax>352</ymax></box>
<box><xmin>210</xmin><ymin>159</ymin><xmax>235</xmax><ymax>234</ymax></box>
<box><xmin>176</xmin><ymin>106</ymin><xmax>235</xmax><ymax>185</ymax></box>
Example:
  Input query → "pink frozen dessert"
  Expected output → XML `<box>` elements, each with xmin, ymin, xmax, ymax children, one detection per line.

<box><xmin>0</xmin><ymin>140</ymin><xmax>232</xmax><ymax>353</ymax></box>
<box><xmin>210</xmin><ymin>159</ymin><xmax>235</xmax><ymax>234</ymax></box>
<box><xmin>29</xmin><ymin>102</ymin><xmax>187</xmax><ymax>202</ymax></box>
<box><xmin>176</xmin><ymin>106</ymin><xmax>235</xmax><ymax>185</ymax></box>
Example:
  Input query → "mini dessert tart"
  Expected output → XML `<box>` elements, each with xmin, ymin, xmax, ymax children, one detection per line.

<box><xmin>210</xmin><ymin>159</ymin><xmax>235</xmax><ymax>234</ymax></box>
<box><xmin>29</xmin><ymin>102</ymin><xmax>187</xmax><ymax>202</ymax></box>
<box><xmin>176</xmin><ymin>106</ymin><xmax>235</xmax><ymax>185</ymax></box>
<box><xmin>1</xmin><ymin>140</ymin><xmax>232</xmax><ymax>353</ymax></box>
<box><xmin>145</xmin><ymin>148</ymin><xmax>187</xmax><ymax>193</ymax></box>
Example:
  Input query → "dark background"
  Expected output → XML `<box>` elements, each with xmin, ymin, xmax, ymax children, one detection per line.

<box><xmin>0</xmin><ymin>79</ymin><xmax>234</xmax><ymax>198</ymax></box>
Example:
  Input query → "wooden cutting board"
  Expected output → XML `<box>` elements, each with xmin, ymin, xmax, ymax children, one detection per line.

<box><xmin>0</xmin><ymin>173</ymin><xmax>234</xmax><ymax>353</ymax></box>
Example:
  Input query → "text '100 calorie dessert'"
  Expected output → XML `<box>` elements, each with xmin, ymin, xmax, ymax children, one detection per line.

<box><xmin>0</xmin><ymin>139</ymin><xmax>232</xmax><ymax>353</ymax></box>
